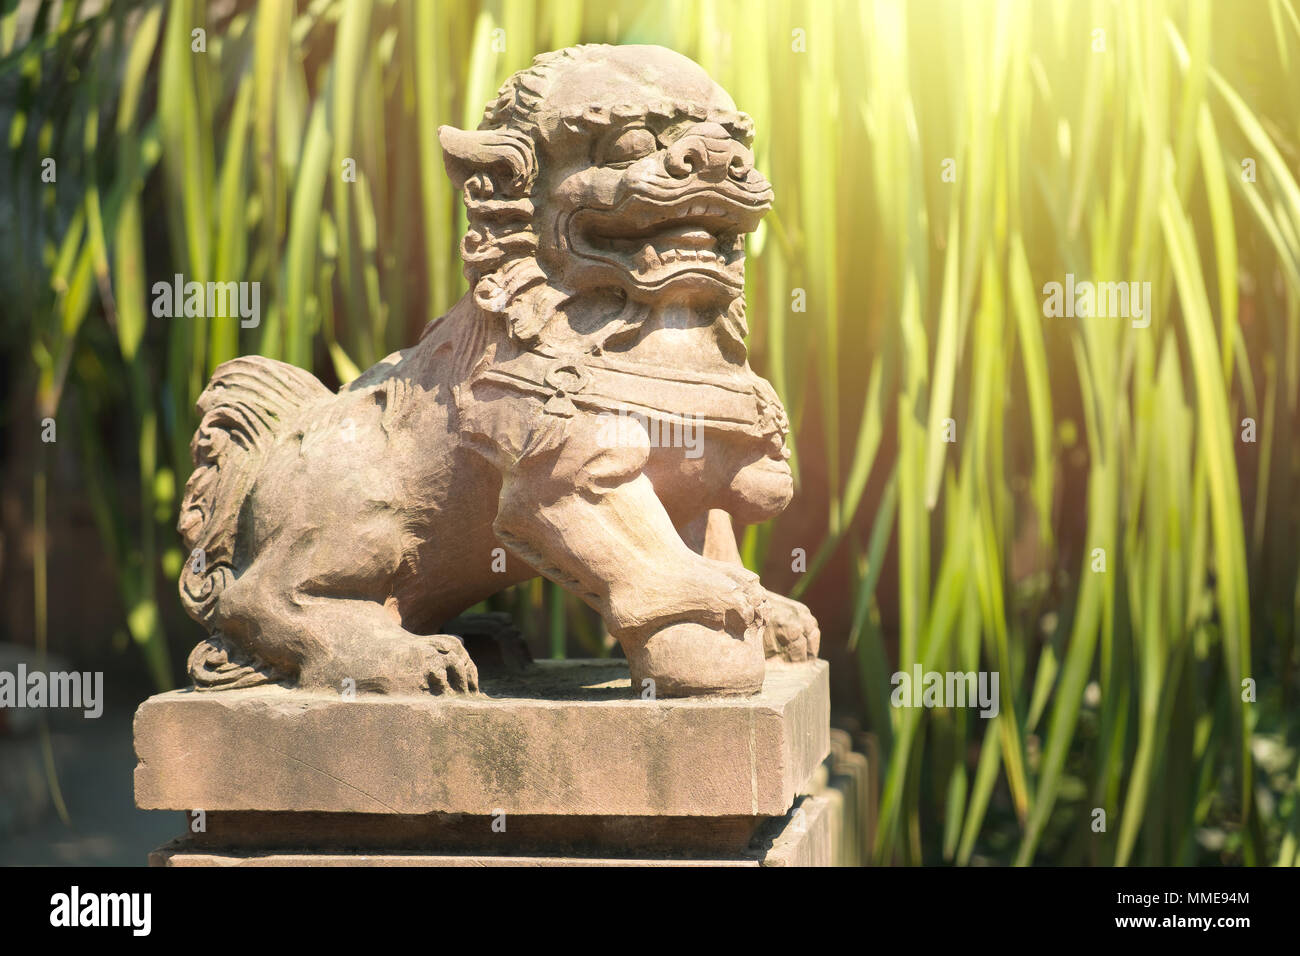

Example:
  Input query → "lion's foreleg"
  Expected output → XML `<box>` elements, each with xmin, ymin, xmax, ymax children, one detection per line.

<box><xmin>492</xmin><ymin>428</ymin><xmax>767</xmax><ymax>696</ymax></box>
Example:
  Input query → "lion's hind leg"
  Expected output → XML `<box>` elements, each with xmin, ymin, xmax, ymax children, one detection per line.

<box><xmin>208</xmin><ymin>554</ymin><xmax>478</xmax><ymax>696</ymax></box>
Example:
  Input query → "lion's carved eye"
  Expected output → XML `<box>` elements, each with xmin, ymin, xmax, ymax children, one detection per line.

<box><xmin>597</xmin><ymin>127</ymin><xmax>658</xmax><ymax>167</ymax></box>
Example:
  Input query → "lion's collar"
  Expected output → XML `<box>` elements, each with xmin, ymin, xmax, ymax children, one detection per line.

<box><xmin>537</xmin><ymin>343</ymin><xmax>744</xmax><ymax>383</ymax></box>
<box><xmin>474</xmin><ymin>345</ymin><xmax>788</xmax><ymax>449</ymax></box>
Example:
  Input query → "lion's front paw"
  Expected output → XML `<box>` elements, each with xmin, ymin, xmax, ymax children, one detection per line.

<box><xmin>762</xmin><ymin>592</ymin><xmax>820</xmax><ymax>662</ymax></box>
<box><xmin>699</xmin><ymin>560</ymin><xmax>770</xmax><ymax>637</ymax></box>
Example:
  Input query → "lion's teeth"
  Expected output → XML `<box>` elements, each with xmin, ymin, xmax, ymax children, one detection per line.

<box><xmin>635</xmin><ymin>244</ymin><xmax>661</xmax><ymax>272</ymax></box>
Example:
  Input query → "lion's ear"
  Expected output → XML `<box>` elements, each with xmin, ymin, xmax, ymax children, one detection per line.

<box><xmin>437</xmin><ymin>125</ymin><xmax>537</xmax><ymax>198</ymax></box>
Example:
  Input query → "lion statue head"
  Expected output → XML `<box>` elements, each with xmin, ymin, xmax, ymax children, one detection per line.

<box><xmin>436</xmin><ymin>44</ymin><xmax>773</xmax><ymax>351</ymax></box>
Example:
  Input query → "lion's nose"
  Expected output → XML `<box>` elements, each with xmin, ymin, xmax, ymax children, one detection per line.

<box><xmin>665</xmin><ymin>122</ymin><xmax>753</xmax><ymax>182</ymax></box>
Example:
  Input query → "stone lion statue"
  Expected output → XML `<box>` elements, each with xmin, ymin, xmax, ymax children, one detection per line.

<box><xmin>177</xmin><ymin>44</ymin><xmax>819</xmax><ymax>698</ymax></box>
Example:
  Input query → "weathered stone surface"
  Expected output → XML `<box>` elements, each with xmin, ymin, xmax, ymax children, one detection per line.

<box><xmin>150</xmin><ymin>850</ymin><xmax>760</xmax><ymax>867</ymax></box>
<box><xmin>759</xmin><ymin>795</ymin><xmax>833</xmax><ymax>867</ymax></box>
<box><xmin>146</xmin><ymin>795</ymin><xmax>832</xmax><ymax>867</ymax></box>
<box><xmin>167</xmin><ymin>811</ymin><xmax>774</xmax><ymax>856</ymax></box>
<box><xmin>135</xmin><ymin>659</ymin><xmax>829</xmax><ymax>818</ymax></box>
<box><xmin>174</xmin><ymin>44</ymin><xmax>818</xmax><ymax>701</ymax></box>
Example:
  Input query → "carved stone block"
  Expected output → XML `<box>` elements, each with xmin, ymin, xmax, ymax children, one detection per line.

<box><xmin>138</xmin><ymin>43</ymin><xmax>837</xmax><ymax>866</ymax></box>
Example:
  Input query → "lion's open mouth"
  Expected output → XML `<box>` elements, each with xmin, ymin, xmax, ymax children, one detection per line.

<box><xmin>568</xmin><ymin>190</ymin><xmax>766</xmax><ymax>291</ymax></box>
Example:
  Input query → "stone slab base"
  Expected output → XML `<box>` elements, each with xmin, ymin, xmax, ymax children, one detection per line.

<box><xmin>135</xmin><ymin>659</ymin><xmax>829</xmax><ymax>817</ymax></box>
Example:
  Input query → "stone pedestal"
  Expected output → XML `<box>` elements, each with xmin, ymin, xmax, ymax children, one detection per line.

<box><xmin>134</xmin><ymin>659</ymin><xmax>833</xmax><ymax>865</ymax></box>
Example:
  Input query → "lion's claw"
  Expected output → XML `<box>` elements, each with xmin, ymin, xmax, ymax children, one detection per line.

<box><xmin>417</xmin><ymin>634</ymin><xmax>480</xmax><ymax>694</ymax></box>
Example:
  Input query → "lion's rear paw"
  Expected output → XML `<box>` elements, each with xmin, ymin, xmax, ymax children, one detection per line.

<box><xmin>411</xmin><ymin>634</ymin><xmax>480</xmax><ymax>695</ymax></box>
<box><xmin>313</xmin><ymin>633</ymin><xmax>481</xmax><ymax>696</ymax></box>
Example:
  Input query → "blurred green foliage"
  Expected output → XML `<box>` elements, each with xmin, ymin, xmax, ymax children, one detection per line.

<box><xmin>3</xmin><ymin>0</ymin><xmax>1299</xmax><ymax>865</ymax></box>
